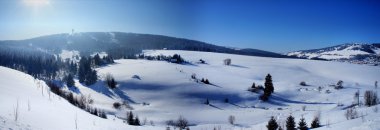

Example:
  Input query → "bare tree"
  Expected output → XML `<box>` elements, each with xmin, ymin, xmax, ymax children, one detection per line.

<box><xmin>364</xmin><ymin>90</ymin><xmax>378</xmax><ymax>107</ymax></box>
<box><xmin>228</xmin><ymin>115</ymin><xmax>236</xmax><ymax>125</ymax></box>
<box><xmin>28</xmin><ymin>99</ymin><xmax>31</xmax><ymax>111</ymax></box>
<box><xmin>345</xmin><ymin>107</ymin><xmax>358</xmax><ymax>120</ymax></box>
<box><xmin>14</xmin><ymin>99</ymin><xmax>19</xmax><ymax>121</ymax></box>
<box><xmin>75</xmin><ymin>112</ymin><xmax>78</xmax><ymax>130</ymax></box>
<box><xmin>176</xmin><ymin>116</ymin><xmax>188</xmax><ymax>129</ymax></box>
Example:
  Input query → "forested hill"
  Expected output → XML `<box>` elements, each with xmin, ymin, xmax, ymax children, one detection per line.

<box><xmin>0</xmin><ymin>32</ymin><xmax>288</xmax><ymax>58</ymax></box>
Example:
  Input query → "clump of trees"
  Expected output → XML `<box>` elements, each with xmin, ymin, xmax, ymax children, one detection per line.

<box><xmin>260</xmin><ymin>74</ymin><xmax>274</xmax><ymax>101</ymax></box>
<box><xmin>364</xmin><ymin>90</ymin><xmax>378</xmax><ymax>107</ymax></box>
<box><xmin>166</xmin><ymin>116</ymin><xmax>189</xmax><ymax>130</ymax></box>
<box><xmin>138</xmin><ymin>54</ymin><xmax>186</xmax><ymax>64</ymax></box>
<box><xmin>65</xmin><ymin>74</ymin><xmax>75</xmax><ymax>87</ymax></box>
<box><xmin>93</xmin><ymin>54</ymin><xmax>114</xmax><ymax>66</ymax></box>
<box><xmin>345</xmin><ymin>107</ymin><xmax>358</xmax><ymax>120</ymax></box>
<box><xmin>78</xmin><ymin>56</ymin><xmax>98</xmax><ymax>86</ymax></box>
<box><xmin>127</xmin><ymin>111</ymin><xmax>141</xmax><ymax>126</ymax></box>
<box><xmin>105</xmin><ymin>73</ymin><xmax>117</xmax><ymax>89</ymax></box>
<box><xmin>201</xmin><ymin>78</ymin><xmax>210</xmax><ymax>84</ymax></box>
<box><xmin>46</xmin><ymin>81</ymin><xmax>107</xmax><ymax>119</ymax></box>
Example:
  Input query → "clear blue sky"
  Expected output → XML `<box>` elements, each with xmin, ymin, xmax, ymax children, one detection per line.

<box><xmin>0</xmin><ymin>0</ymin><xmax>379</xmax><ymax>52</ymax></box>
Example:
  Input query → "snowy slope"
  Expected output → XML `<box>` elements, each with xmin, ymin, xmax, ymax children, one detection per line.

<box><xmin>95</xmin><ymin>50</ymin><xmax>379</xmax><ymax>130</ymax></box>
<box><xmin>0</xmin><ymin>66</ymin><xmax>158</xmax><ymax>130</ymax></box>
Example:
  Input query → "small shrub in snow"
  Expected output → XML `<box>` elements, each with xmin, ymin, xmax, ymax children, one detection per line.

<box><xmin>113</xmin><ymin>102</ymin><xmax>121</xmax><ymax>109</ymax></box>
<box><xmin>300</xmin><ymin>81</ymin><xmax>307</xmax><ymax>86</ymax></box>
<box><xmin>205</xmin><ymin>98</ymin><xmax>210</xmax><ymax>105</ymax></box>
<box><xmin>335</xmin><ymin>80</ymin><xmax>344</xmax><ymax>89</ymax></box>
<box><xmin>223</xmin><ymin>58</ymin><xmax>231</xmax><ymax>65</ymax></box>
<box><xmin>191</xmin><ymin>73</ymin><xmax>196</xmax><ymax>79</ymax></box>
<box><xmin>318</xmin><ymin>86</ymin><xmax>323</xmax><ymax>93</ymax></box>
<box><xmin>228</xmin><ymin>115</ymin><xmax>236</xmax><ymax>125</ymax></box>
<box><xmin>375</xmin><ymin>81</ymin><xmax>378</xmax><ymax>89</ymax></box>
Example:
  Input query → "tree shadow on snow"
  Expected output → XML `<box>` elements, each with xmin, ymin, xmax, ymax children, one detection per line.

<box><xmin>229</xmin><ymin>64</ymin><xmax>249</xmax><ymax>69</ymax></box>
<box><xmin>270</xmin><ymin>94</ymin><xmax>335</xmax><ymax>105</ymax></box>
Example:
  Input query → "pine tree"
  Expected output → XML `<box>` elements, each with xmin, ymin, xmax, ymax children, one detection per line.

<box><xmin>266</xmin><ymin>116</ymin><xmax>278</xmax><ymax>130</ymax></box>
<box><xmin>286</xmin><ymin>115</ymin><xmax>296</xmax><ymax>130</ymax></box>
<box><xmin>264</xmin><ymin>74</ymin><xmax>274</xmax><ymax>95</ymax></box>
<box><xmin>93</xmin><ymin>54</ymin><xmax>102</xmax><ymax>66</ymax></box>
<box><xmin>134</xmin><ymin>116</ymin><xmax>141</xmax><ymax>126</ymax></box>
<box><xmin>205</xmin><ymin>98</ymin><xmax>209</xmax><ymax>105</ymax></box>
<box><xmin>311</xmin><ymin>117</ymin><xmax>320</xmax><ymax>128</ymax></box>
<box><xmin>298</xmin><ymin>117</ymin><xmax>308</xmax><ymax>130</ymax></box>
<box><xmin>127</xmin><ymin>111</ymin><xmax>134</xmax><ymax>125</ymax></box>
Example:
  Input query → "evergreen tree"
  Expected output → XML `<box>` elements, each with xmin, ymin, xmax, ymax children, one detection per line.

<box><xmin>264</xmin><ymin>74</ymin><xmax>274</xmax><ymax>95</ymax></box>
<box><xmin>127</xmin><ymin>111</ymin><xmax>134</xmax><ymax>125</ymax></box>
<box><xmin>298</xmin><ymin>117</ymin><xmax>308</xmax><ymax>130</ymax></box>
<box><xmin>266</xmin><ymin>116</ymin><xmax>278</xmax><ymax>130</ymax></box>
<box><xmin>205</xmin><ymin>98</ymin><xmax>209</xmax><ymax>105</ymax></box>
<box><xmin>286</xmin><ymin>115</ymin><xmax>296</xmax><ymax>130</ymax></box>
<box><xmin>93</xmin><ymin>54</ymin><xmax>102</xmax><ymax>66</ymax></box>
<box><xmin>134</xmin><ymin>116</ymin><xmax>141</xmax><ymax>126</ymax></box>
<box><xmin>66</xmin><ymin>74</ymin><xmax>75</xmax><ymax>87</ymax></box>
<box><xmin>311</xmin><ymin>117</ymin><xmax>320</xmax><ymax>128</ymax></box>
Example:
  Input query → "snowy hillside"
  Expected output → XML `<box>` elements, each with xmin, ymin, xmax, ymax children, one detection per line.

<box><xmin>1</xmin><ymin>50</ymin><xmax>380</xmax><ymax>130</ymax></box>
<box><xmin>287</xmin><ymin>43</ymin><xmax>380</xmax><ymax>65</ymax></box>
<box><xmin>0</xmin><ymin>66</ymin><xmax>158</xmax><ymax>130</ymax></box>
<box><xmin>98</xmin><ymin>50</ymin><xmax>379</xmax><ymax>129</ymax></box>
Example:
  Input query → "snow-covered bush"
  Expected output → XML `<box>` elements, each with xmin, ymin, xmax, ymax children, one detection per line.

<box><xmin>223</xmin><ymin>58</ymin><xmax>231</xmax><ymax>65</ymax></box>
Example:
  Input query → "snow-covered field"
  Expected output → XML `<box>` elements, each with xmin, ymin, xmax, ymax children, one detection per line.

<box><xmin>1</xmin><ymin>50</ymin><xmax>379</xmax><ymax>130</ymax></box>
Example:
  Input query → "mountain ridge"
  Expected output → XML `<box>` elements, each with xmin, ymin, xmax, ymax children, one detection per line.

<box><xmin>0</xmin><ymin>32</ymin><xmax>289</xmax><ymax>58</ymax></box>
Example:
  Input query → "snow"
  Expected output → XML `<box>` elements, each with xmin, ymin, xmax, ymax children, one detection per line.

<box><xmin>59</xmin><ymin>50</ymin><xmax>80</xmax><ymax>62</ymax></box>
<box><xmin>1</xmin><ymin>50</ymin><xmax>380</xmax><ymax>130</ymax></box>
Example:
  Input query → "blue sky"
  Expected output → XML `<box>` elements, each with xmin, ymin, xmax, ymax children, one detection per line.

<box><xmin>0</xmin><ymin>0</ymin><xmax>379</xmax><ymax>52</ymax></box>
